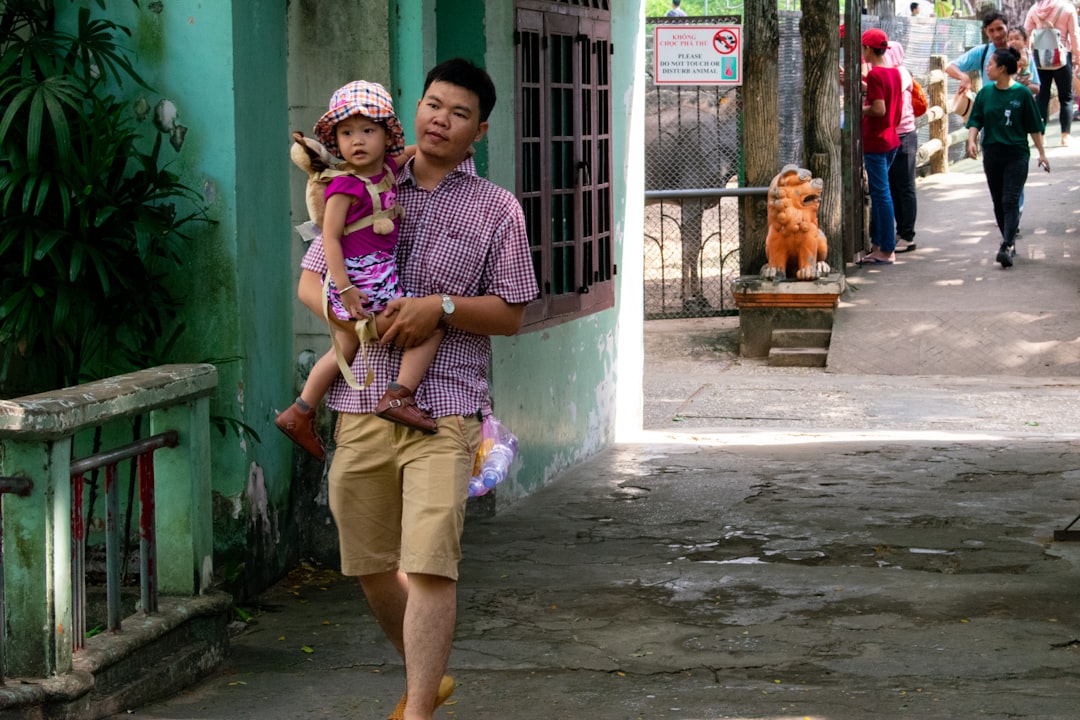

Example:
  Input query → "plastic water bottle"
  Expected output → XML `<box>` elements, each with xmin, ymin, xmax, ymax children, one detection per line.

<box><xmin>480</xmin><ymin>444</ymin><xmax>515</xmax><ymax>489</ymax></box>
<box><xmin>468</xmin><ymin>476</ymin><xmax>488</xmax><ymax>497</ymax></box>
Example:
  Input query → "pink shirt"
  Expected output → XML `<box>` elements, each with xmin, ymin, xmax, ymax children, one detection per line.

<box><xmin>1025</xmin><ymin>0</ymin><xmax>1080</xmax><ymax>58</ymax></box>
<box><xmin>302</xmin><ymin>157</ymin><xmax>539</xmax><ymax>417</ymax></box>
<box><xmin>884</xmin><ymin>42</ymin><xmax>915</xmax><ymax>135</ymax></box>
<box><xmin>895</xmin><ymin>67</ymin><xmax>916</xmax><ymax>135</ymax></box>
<box><xmin>326</xmin><ymin>155</ymin><xmax>398</xmax><ymax>257</ymax></box>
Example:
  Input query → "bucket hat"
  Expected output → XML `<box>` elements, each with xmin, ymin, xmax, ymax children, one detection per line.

<box><xmin>950</xmin><ymin>88</ymin><xmax>976</xmax><ymax>122</ymax></box>
<box><xmin>313</xmin><ymin>81</ymin><xmax>405</xmax><ymax>159</ymax></box>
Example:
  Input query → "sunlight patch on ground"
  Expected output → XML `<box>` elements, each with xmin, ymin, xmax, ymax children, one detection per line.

<box><xmin>624</xmin><ymin>428</ymin><xmax>1080</xmax><ymax>446</ymax></box>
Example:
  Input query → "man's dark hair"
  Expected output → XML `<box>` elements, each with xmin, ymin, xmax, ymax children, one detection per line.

<box><xmin>673</xmin><ymin>0</ymin><xmax>681</xmax><ymax>6</ymax></box>
<box><xmin>910</xmin><ymin>1</ymin><xmax>919</xmax><ymax>10</ymax></box>
<box><xmin>982</xmin><ymin>10</ymin><xmax>1007</xmax><ymax>29</ymax></box>
<box><xmin>423</xmin><ymin>58</ymin><xmax>497</xmax><ymax>122</ymax></box>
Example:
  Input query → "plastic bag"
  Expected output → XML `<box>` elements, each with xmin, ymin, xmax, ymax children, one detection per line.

<box><xmin>468</xmin><ymin>416</ymin><xmax>519</xmax><ymax>498</ymax></box>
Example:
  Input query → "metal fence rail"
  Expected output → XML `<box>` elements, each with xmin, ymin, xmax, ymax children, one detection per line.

<box><xmin>644</xmin><ymin>187</ymin><xmax>768</xmax><ymax>320</ymax></box>
<box><xmin>68</xmin><ymin>430</ymin><xmax>178</xmax><ymax>650</ymax></box>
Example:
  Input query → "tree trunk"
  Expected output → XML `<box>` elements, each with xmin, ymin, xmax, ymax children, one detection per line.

<box><xmin>844</xmin><ymin>0</ymin><xmax>867</xmax><ymax>261</ymax></box>
<box><xmin>739</xmin><ymin>1</ymin><xmax>779</xmax><ymax>276</ymax></box>
<box><xmin>999</xmin><ymin>1</ymin><xmax>1029</xmax><ymax>28</ymax></box>
<box><xmin>866</xmin><ymin>0</ymin><xmax>894</xmax><ymax>17</ymax></box>
<box><xmin>799</xmin><ymin>0</ymin><xmax>842</xmax><ymax>270</ymax></box>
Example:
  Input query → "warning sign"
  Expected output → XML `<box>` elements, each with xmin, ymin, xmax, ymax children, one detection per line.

<box><xmin>654</xmin><ymin>25</ymin><xmax>742</xmax><ymax>86</ymax></box>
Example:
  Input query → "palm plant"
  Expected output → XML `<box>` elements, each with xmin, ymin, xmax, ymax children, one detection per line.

<box><xmin>0</xmin><ymin>0</ymin><xmax>203</xmax><ymax>397</ymax></box>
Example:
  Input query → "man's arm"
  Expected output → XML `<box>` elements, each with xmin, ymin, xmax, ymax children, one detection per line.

<box><xmin>945</xmin><ymin>46</ymin><xmax>977</xmax><ymax>92</ymax></box>
<box><xmin>945</xmin><ymin>62</ymin><xmax>972</xmax><ymax>92</ymax></box>
<box><xmin>379</xmin><ymin>294</ymin><xmax>526</xmax><ymax>348</ymax></box>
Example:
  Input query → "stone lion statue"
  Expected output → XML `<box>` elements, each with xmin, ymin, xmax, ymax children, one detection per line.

<box><xmin>760</xmin><ymin>164</ymin><xmax>830</xmax><ymax>281</ymax></box>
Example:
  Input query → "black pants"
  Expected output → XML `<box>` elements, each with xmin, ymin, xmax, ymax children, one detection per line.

<box><xmin>888</xmin><ymin>130</ymin><xmax>918</xmax><ymax>242</ymax></box>
<box><xmin>981</xmin><ymin>143</ymin><xmax>1028</xmax><ymax>248</ymax></box>
<box><xmin>1036</xmin><ymin>54</ymin><xmax>1073</xmax><ymax>135</ymax></box>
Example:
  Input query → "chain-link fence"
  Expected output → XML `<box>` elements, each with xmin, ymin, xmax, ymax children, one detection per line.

<box><xmin>645</xmin><ymin>16</ymin><xmax>743</xmax><ymax>319</ymax></box>
<box><xmin>643</xmin><ymin>12</ymin><xmax>984</xmax><ymax>319</ymax></box>
<box><xmin>643</xmin><ymin>193</ymin><xmax>743</xmax><ymax>319</ymax></box>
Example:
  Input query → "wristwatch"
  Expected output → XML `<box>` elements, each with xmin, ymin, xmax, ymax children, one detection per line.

<box><xmin>440</xmin><ymin>293</ymin><xmax>455</xmax><ymax>318</ymax></box>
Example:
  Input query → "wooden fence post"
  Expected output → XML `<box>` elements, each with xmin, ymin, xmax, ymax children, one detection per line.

<box><xmin>928</xmin><ymin>55</ymin><xmax>949</xmax><ymax>175</ymax></box>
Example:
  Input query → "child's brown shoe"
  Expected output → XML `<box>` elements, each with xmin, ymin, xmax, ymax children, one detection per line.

<box><xmin>374</xmin><ymin>385</ymin><xmax>438</xmax><ymax>434</ymax></box>
<box><xmin>274</xmin><ymin>402</ymin><xmax>325</xmax><ymax>459</ymax></box>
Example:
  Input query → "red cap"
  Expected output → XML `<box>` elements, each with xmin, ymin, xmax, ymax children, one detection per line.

<box><xmin>861</xmin><ymin>28</ymin><xmax>889</xmax><ymax>50</ymax></box>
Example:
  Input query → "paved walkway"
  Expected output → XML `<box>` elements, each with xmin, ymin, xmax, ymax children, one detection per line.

<box><xmin>112</xmin><ymin>133</ymin><xmax>1080</xmax><ymax>719</ymax></box>
<box><xmin>829</xmin><ymin>120</ymin><xmax>1080</xmax><ymax>376</ymax></box>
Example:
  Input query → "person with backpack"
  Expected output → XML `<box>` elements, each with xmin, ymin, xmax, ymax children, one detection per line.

<box><xmin>298</xmin><ymin>58</ymin><xmax>537</xmax><ymax>720</ymax></box>
<box><xmin>1024</xmin><ymin>0</ymin><xmax>1080</xmax><ymax>145</ymax></box>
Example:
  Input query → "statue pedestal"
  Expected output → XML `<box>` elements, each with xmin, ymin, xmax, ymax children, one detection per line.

<box><xmin>731</xmin><ymin>274</ymin><xmax>845</xmax><ymax>358</ymax></box>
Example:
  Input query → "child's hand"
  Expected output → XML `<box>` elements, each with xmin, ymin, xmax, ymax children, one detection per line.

<box><xmin>340</xmin><ymin>287</ymin><xmax>368</xmax><ymax>319</ymax></box>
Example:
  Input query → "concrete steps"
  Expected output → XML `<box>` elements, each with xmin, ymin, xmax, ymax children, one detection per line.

<box><xmin>768</xmin><ymin>328</ymin><xmax>831</xmax><ymax>367</ymax></box>
<box><xmin>0</xmin><ymin>592</ymin><xmax>231</xmax><ymax>720</ymax></box>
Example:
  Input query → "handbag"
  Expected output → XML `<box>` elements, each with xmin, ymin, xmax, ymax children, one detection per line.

<box><xmin>911</xmin><ymin>78</ymin><xmax>928</xmax><ymax>117</ymax></box>
<box><xmin>1032</xmin><ymin>6</ymin><xmax>1068</xmax><ymax>71</ymax></box>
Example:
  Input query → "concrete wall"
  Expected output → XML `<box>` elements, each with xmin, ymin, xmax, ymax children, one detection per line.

<box><xmin>81</xmin><ymin>1</ymin><xmax>294</xmax><ymax>596</ymax></box>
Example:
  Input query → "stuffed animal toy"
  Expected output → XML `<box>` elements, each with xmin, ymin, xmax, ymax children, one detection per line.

<box><xmin>289</xmin><ymin>130</ymin><xmax>401</xmax><ymax>235</ymax></box>
<box><xmin>760</xmin><ymin>164</ymin><xmax>830</xmax><ymax>281</ymax></box>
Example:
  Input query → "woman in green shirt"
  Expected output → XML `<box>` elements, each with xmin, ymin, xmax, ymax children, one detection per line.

<box><xmin>966</xmin><ymin>47</ymin><xmax>1050</xmax><ymax>268</ymax></box>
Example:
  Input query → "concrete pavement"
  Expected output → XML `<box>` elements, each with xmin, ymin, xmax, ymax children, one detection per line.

<box><xmin>110</xmin><ymin>131</ymin><xmax>1080</xmax><ymax>719</ymax></box>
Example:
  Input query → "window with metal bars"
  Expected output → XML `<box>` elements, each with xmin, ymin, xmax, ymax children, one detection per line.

<box><xmin>516</xmin><ymin>1</ymin><xmax>614</xmax><ymax>328</ymax></box>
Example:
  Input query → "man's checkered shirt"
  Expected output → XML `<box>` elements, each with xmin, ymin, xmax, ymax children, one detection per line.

<box><xmin>301</xmin><ymin>156</ymin><xmax>538</xmax><ymax>417</ymax></box>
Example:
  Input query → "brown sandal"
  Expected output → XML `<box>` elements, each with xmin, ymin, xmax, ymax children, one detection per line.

<box><xmin>374</xmin><ymin>385</ymin><xmax>438</xmax><ymax>434</ymax></box>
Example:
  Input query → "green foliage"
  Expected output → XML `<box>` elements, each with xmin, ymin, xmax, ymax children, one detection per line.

<box><xmin>0</xmin><ymin>0</ymin><xmax>205</xmax><ymax>397</ymax></box>
<box><xmin>645</xmin><ymin>1</ymin><xmax>880</xmax><ymax>16</ymax></box>
<box><xmin>644</xmin><ymin>1</ymin><xmax>817</xmax><ymax>20</ymax></box>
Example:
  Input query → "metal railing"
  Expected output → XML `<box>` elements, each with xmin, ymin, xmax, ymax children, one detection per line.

<box><xmin>0</xmin><ymin>364</ymin><xmax>217</xmax><ymax>682</ymax></box>
<box><xmin>69</xmin><ymin>430</ymin><xmax>178</xmax><ymax>650</ymax></box>
<box><xmin>644</xmin><ymin>187</ymin><xmax>769</xmax><ymax>319</ymax></box>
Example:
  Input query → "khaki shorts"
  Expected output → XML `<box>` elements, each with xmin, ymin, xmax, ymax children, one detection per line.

<box><xmin>329</xmin><ymin>412</ymin><xmax>482</xmax><ymax>580</ymax></box>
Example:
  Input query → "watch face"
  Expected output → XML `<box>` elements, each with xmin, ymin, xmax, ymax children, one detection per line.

<box><xmin>442</xmin><ymin>295</ymin><xmax>455</xmax><ymax>315</ymax></box>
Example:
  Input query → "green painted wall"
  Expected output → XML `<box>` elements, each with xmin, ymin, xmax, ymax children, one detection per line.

<box><xmin>80</xmin><ymin>1</ymin><xmax>294</xmax><ymax>596</ymax></box>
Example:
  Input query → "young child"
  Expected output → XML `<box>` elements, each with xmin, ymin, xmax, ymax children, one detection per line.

<box><xmin>276</xmin><ymin>81</ymin><xmax>441</xmax><ymax>460</ymax></box>
<box><xmin>1008</xmin><ymin>27</ymin><xmax>1040</xmax><ymax>97</ymax></box>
